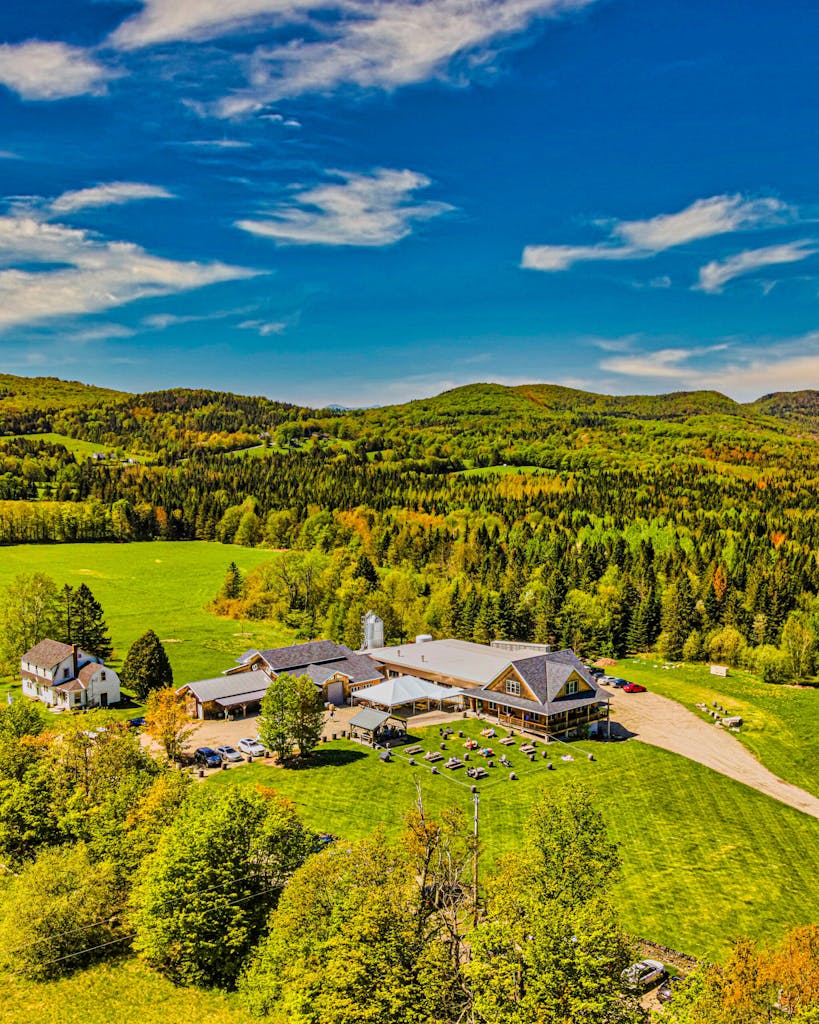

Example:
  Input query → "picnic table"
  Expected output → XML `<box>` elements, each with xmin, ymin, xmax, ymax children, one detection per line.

<box><xmin>424</xmin><ymin>751</ymin><xmax>443</xmax><ymax>763</ymax></box>
<box><xmin>520</xmin><ymin>743</ymin><xmax>536</xmax><ymax>755</ymax></box>
<box><xmin>445</xmin><ymin>757</ymin><xmax>464</xmax><ymax>770</ymax></box>
<box><xmin>499</xmin><ymin>736</ymin><xmax>516</xmax><ymax>746</ymax></box>
<box><xmin>404</xmin><ymin>745</ymin><xmax>423</xmax><ymax>755</ymax></box>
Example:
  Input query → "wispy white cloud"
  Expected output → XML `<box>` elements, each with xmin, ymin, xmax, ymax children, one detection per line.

<box><xmin>109</xmin><ymin>0</ymin><xmax>316</xmax><ymax>49</ymax></box>
<box><xmin>521</xmin><ymin>242</ymin><xmax>639</xmax><ymax>271</ymax></box>
<box><xmin>696</xmin><ymin>240</ymin><xmax>816</xmax><ymax>294</ymax></box>
<box><xmin>183</xmin><ymin>139</ymin><xmax>253</xmax><ymax>149</ymax></box>
<box><xmin>0</xmin><ymin>211</ymin><xmax>256</xmax><ymax>330</ymax></box>
<box><xmin>522</xmin><ymin>194</ymin><xmax>793</xmax><ymax>273</ymax></box>
<box><xmin>599</xmin><ymin>333</ymin><xmax>819</xmax><ymax>400</ymax></box>
<box><xmin>0</xmin><ymin>41</ymin><xmax>115</xmax><ymax>100</ymax></box>
<box><xmin>232</xmin><ymin>0</ymin><xmax>595</xmax><ymax>107</ymax></box>
<box><xmin>236</xmin><ymin>168</ymin><xmax>451</xmax><ymax>246</ymax></box>
<box><xmin>238</xmin><ymin>318</ymin><xmax>287</xmax><ymax>335</ymax></box>
<box><xmin>614</xmin><ymin>195</ymin><xmax>789</xmax><ymax>250</ymax></box>
<box><xmin>49</xmin><ymin>181</ymin><xmax>175</xmax><ymax>216</ymax></box>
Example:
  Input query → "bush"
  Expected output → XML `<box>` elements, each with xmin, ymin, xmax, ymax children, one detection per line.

<box><xmin>754</xmin><ymin>644</ymin><xmax>791</xmax><ymax>685</ymax></box>
<box><xmin>0</xmin><ymin>844</ymin><xmax>121</xmax><ymax>979</ymax></box>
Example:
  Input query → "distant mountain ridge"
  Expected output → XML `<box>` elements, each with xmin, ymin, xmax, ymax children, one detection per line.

<box><xmin>2</xmin><ymin>369</ymin><xmax>818</xmax><ymax>428</ymax></box>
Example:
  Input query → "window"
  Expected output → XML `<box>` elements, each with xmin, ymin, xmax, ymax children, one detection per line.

<box><xmin>100</xmin><ymin>671</ymin><xmax>106</xmax><ymax>681</ymax></box>
<box><xmin>63</xmin><ymin>668</ymin><xmax>70</xmax><ymax>678</ymax></box>
<box><xmin>505</xmin><ymin>678</ymin><xmax>521</xmax><ymax>696</ymax></box>
<box><xmin>565</xmin><ymin>678</ymin><xmax>579</xmax><ymax>696</ymax></box>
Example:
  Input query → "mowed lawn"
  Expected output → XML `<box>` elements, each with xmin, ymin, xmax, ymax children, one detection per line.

<box><xmin>615</xmin><ymin>657</ymin><xmax>819</xmax><ymax>798</ymax></box>
<box><xmin>1</xmin><ymin>960</ymin><xmax>254</xmax><ymax>1024</ymax></box>
<box><xmin>0</xmin><ymin>541</ymin><xmax>292</xmax><ymax>688</ymax></box>
<box><xmin>209</xmin><ymin>718</ymin><xmax>819</xmax><ymax>959</ymax></box>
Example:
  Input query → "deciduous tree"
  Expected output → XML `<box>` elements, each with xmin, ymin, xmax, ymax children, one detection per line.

<box><xmin>144</xmin><ymin>688</ymin><xmax>195</xmax><ymax>762</ymax></box>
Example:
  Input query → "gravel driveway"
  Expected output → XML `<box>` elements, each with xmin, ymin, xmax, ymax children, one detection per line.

<box><xmin>607</xmin><ymin>687</ymin><xmax>819</xmax><ymax>819</ymax></box>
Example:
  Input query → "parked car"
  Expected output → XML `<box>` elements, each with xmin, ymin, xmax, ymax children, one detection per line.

<box><xmin>657</xmin><ymin>976</ymin><xmax>683</xmax><ymax>1003</ymax></box>
<box><xmin>194</xmin><ymin>746</ymin><xmax>223</xmax><ymax>768</ymax></box>
<box><xmin>610</xmin><ymin>677</ymin><xmax>629</xmax><ymax>688</ymax></box>
<box><xmin>621</xmin><ymin>959</ymin><xmax>667</xmax><ymax>990</ymax></box>
<box><xmin>126</xmin><ymin>716</ymin><xmax>146</xmax><ymax>729</ymax></box>
<box><xmin>216</xmin><ymin>745</ymin><xmax>244</xmax><ymax>763</ymax></box>
<box><xmin>585</xmin><ymin>665</ymin><xmax>604</xmax><ymax>678</ymax></box>
<box><xmin>623</xmin><ymin>683</ymin><xmax>647</xmax><ymax>693</ymax></box>
<box><xmin>237</xmin><ymin>737</ymin><xmax>266</xmax><ymax>757</ymax></box>
<box><xmin>600</xmin><ymin>675</ymin><xmax>616</xmax><ymax>685</ymax></box>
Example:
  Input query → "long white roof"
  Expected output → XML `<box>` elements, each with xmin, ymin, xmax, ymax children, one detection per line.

<box><xmin>353</xmin><ymin>675</ymin><xmax>464</xmax><ymax>708</ymax></box>
<box><xmin>368</xmin><ymin>638</ymin><xmax>530</xmax><ymax>687</ymax></box>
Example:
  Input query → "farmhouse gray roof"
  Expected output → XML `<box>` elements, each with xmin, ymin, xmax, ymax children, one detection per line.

<box><xmin>22</xmin><ymin>639</ymin><xmax>74</xmax><ymax>669</ymax></box>
<box><xmin>178</xmin><ymin>669</ymin><xmax>271</xmax><ymax>704</ymax></box>
<box><xmin>254</xmin><ymin>641</ymin><xmax>382</xmax><ymax>684</ymax></box>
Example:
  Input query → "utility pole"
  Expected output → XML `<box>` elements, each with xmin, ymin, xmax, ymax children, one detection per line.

<box><xmin>472</xmin><ymin>791</ymin><xmax>480</xmax><ymax>925</ymax></box>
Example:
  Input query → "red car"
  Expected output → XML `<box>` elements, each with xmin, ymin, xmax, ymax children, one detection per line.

<box><xmin>623</xmin><ymin>683</ymin><xmax>647</xmax><ymax>693</ymax></box>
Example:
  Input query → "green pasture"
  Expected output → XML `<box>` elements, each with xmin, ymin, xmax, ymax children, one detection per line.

<box><xmin>1</xmin><ymin>959</ymin><xmax>253</xmax><ymax>1024</ymax></box>
<box><xmin>0</xmin><ymin>541</ymin><xmax>292</xmax><ymax>687</ymax></box>
<box><xmin>209</xmin><ymin>717</ymin><xmax>819</xmax><ymax>959</ymax></box>
<box><xmin>16</xmin><ymin>433</ymin><xmax>148</xmax><ymax>462</ymax></box>
<box><xmin>615</xmin><ymin>658</ymin><xmax>819</xmax><ymax>798</ymax></box>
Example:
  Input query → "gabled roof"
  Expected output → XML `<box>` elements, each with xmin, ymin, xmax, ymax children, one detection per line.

<box><xmin>473</xmin><ymin>649</ymin><xmax>603</xmax><ymax>716</ymax></box>
<box><xmin>349</xmin><ymin>707</ymin><xmax>391</xmax><ymax>731</ymax></box>
<box><xmin>77</xmin><ymin>663</ymin><xmax>100</xmax><ymax>687</ymax></box>
<box><xmin>22</xmin><ymin>639</ymin><xmax>74</xmax><ymax>669</ymax></box>
<box><xmin>253</xmin><ymin>641</ymin><xmax>383</xmax><ymax>685</ymax></box>
<box><xmin>510</xmin><ymin>649</ymin><xmax>599</xmax><ymax>705</ymax></box>
<box><xmin>257</xmin><ymin>640</ymin><xmax>351</xmax><ymax>671</ymax></box>
<box><xmin>178</xmin><ymin>669</ymin><xmax>270</xmax><ymax>704</ymax></box>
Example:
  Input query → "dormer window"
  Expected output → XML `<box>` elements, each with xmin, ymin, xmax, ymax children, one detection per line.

<box><xmin>63</xmin><ymin>667</ymin><xmax>70</xmax><ymax>678</ymax></box>
<box><xmin>565</xmin><ymin>679</ymin><xmax>579</xmax><ymax>696</ymax></box>
<box><xmin>505</xmin><ymin>678</ymin><xmax>521</xmax><ymax>696</ymax></box>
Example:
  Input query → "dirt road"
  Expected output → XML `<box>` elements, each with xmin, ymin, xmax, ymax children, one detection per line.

<box><xmin>607</xmin><ymin>687</ymin><xmax>819</xmax><ymax>819</ymax></box>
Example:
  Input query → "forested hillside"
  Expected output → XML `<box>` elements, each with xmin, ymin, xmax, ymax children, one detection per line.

<box><xmin>1</xmin><ymin>375</ymin><xmax>818</xmax><ymax>678</ymax></box>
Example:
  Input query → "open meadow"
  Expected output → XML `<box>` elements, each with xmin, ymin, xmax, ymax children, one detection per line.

<box><xmin>0</xmin><ymin>541</ymin><xmax>292</xmax><ymax>689</ymax></box>
<box><xmin>209</xmin><ymin>717</ymin><xmax>819</xmax><ymax>959</ymax></box>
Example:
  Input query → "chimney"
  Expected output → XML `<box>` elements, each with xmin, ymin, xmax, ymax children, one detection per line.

<box><xmin>71</xmin><ymin>644</ymin><xmax>78</xmax><ymax>678</ymax></box>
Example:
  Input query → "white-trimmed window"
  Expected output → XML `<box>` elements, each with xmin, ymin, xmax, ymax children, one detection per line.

<box><xmin>565</xmin><ymin>679</ymin><xmax>579</xmax><ymax>696</ymax></box>
<box><xmin>505</xmin><ymin>678</ymin><xmax>521</xmax><ymax>696</ymax></box>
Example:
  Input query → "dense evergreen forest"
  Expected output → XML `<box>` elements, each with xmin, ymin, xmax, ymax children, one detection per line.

<box><xmin>2</xmin><ymin>373</ymin><xmax>819</xmax><ymax>677</ymax></box>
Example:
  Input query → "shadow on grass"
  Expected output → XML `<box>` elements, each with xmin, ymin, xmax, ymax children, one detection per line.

<box><xmin>288</xmin><ymin>748</ymin><xmax>368</xmax><ymax>770</ymax></box>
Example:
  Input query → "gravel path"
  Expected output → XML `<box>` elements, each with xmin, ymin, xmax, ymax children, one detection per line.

<box><xmin>607</xmin><ymin>688</ymin><xmax>819</xmax><ymax>819</ymax></box>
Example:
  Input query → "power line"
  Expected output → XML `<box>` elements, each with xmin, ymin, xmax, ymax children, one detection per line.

<box><xmin>6</xmin><ymin>865</ymin><xmax>274</xmax><ymax>955</ymax></box>
<box><xmin>7</xmin><ymin>884</ymin><xmax>284</xmax><ymax>978</ymax></box>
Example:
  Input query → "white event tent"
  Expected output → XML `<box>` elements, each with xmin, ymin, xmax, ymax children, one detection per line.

<box><xmin>352</xmin><ymin>675</ymin><xmax>464</xmax><ymax>714</ymax></box>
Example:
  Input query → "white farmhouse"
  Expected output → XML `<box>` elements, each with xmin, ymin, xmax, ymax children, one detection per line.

<box><xmin>21</xmin><ymin>639</ymin><xmax>121</xmax><ymax>711</ymax></box>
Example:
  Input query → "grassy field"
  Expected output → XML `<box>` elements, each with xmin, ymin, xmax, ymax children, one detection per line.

<box><xmin>209</xmin><ymin>717</ymin><xmax>819</xmax><ymax>959</ymax></box>
<box><xmin>0</xmin><ymin>541</ymin><xmax>292</xmax><ymax>689</ymax></box>
<box><xmin>17</xmin><ymin>433</ymin><xmax>149</xmax><ymax>462</ymax></box>
<box><xmin>1</xmin><ymin>959</ymin><xmax>253</xmax><ymax>1024</ymax></box>
<box><xmin>615</xmin><ymin>657</ymin><xmax>819</xmax><ymax>798</ymax></box>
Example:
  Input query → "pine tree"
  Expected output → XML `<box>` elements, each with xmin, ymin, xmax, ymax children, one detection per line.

<box><xmin>67</xmin><ymin>584</ymin><xmax>113</xmax><ymax>659</ymax></box>
<box><xmin>353</xmin><ymin>554</ymin><xmax>379</xmax><ymax>587</ymax></box>
<box><xmin>122</xmin><ymin>630</ymin><xmax>174</xmax><ymax>701</ymax></box>
<box><xmin>219</xmin><ymin>562</ymin><xmax>243</xmax><ymax>600</ymax></box>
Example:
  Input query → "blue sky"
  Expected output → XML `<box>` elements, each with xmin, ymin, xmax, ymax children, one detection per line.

<box><xmin>0</xmin><ymin>0</ymin><xmax>817</xmax><ymax>406</ymax></box>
